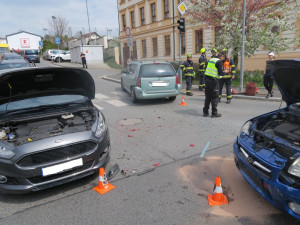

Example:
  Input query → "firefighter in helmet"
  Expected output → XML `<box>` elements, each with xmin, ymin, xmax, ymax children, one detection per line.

<box><xmin>219</xmin><ymin>48</ymin><xmax>236</xmax><ymax>104</ymax></box>
<box><xmin>198</xmin><ymin>48</ymin><xmax>208</xmax><ymax>91</ymax></box>
<box><xmin>211</xmin><ymin>48</ymin><xmax>218</xmax><ymax>59</ymax></box>
<box><xmin>180</xmin><ymin>53</ymin><xmax>195</xmax><ymax>96</ymax></box>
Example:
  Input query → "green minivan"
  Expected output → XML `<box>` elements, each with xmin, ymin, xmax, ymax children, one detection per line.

<box><xmin>121</xmin><ymin>61</ymin><xmax>181</xmax><ymax>103</ymax></box>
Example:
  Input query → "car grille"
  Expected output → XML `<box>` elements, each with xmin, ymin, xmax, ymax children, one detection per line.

<box><xmin>27</xmin><ymin>161</ymin><xmax>94</xmax><ymax>184</ymax></box>
<box><xmin>238</xmin><ymin>145</ymin><xmax>271</xmax><ymax>180</ymax></box>
<box><xmin>16</xmin><ymin>142</ymin><xmax>97</xmax><ymax>168</ymax></box>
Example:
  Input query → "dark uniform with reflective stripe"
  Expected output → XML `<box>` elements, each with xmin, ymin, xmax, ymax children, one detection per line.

<box><xmin>203</xmin><ymin>57</ymin><xmax>224</xmax><ymax>116</ymax></box>
<box><xmin>180</xmin><ymin>60</ymin><xmax>194</xmax><ymax>95</ymax></box>
<box><xmin>198</xmin><ymin>54</ymin><xmax>207</xmax><ymax>91</ymax></box>
<box><xmin>219</xmin><ymin>57</ymin><xmax>236</xmax><ymax>103</ymax></box>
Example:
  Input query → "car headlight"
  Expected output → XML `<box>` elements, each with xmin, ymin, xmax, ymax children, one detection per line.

<box><xmin>0</xmin><ymin>146</ymin><xmax>15</xmax><ymax>159</ymax></box>
<box><xmin>240</xmin><ymin>121</ymin><xmax>252</xmax><ymax>136</ymax></box>
<box><xmin>95</xmin><ymin>112</ymin><xmax>107</xmax><ymax>138</ymax></box>
<box><xmin>288</xmin><ymin>157</ymin><xmax>300</xmax><ymax>178</ymax></box>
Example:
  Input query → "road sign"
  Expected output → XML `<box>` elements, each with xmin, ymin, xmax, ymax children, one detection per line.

<box><xmin>177</xmin><ymin>2</ymin><xmax>187</xmax><ymax>15</ymax></box>
<box><xmin>125</xmin><ymin>27</ymin><xmax>131</xmax><ymax>37</ymax></box>
<box><xmin>127</xmin><ymin>36</ymin><xmax>133</xmax><ymax>46</ymax></box>
<box><xmin>55</xmin><ymin>37</ymin><xmax>60</xmax><ymax>45</ymax></box>
<box><xmin>39</xmin><ymin>41</ymin><xmax>43</xmax><ymax>47</ymax></box>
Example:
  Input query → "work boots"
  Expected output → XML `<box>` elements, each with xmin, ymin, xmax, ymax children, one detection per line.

<box><xmin>226</xmin><ymin>99</ymin><xmax>231</xmax><ymax>104</ymax></box>
<box><xmin>186</xmin><ymin>92</ymin><xmax>193</xmax><ymax>96</ymax></box>
<box><xmin>211</xmin><ymin>113</ymin><xmax>222</xmax><ymax>118</ymax></box>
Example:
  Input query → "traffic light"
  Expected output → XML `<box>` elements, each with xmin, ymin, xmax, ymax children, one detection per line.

<box><xmin>177</xmin><ymin>18</ymin><xmax>185</xmax><ymax>33</ymax></box>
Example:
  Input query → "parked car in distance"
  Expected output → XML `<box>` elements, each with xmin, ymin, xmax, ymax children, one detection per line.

<box><xmin>233</xmin><ymin>59</ymin><xmax>300</xmax><ymax>220</ymax></box>
<box><xmin>0</xmin><ymin>59</ymin><xmax>31</xmax><ymax>70</ymax></box>
<box><xmin>121</xmin><ymin>61</ymin><xmax>181</xmax><ymax>103</ymax></box>
<box><xmin>0</xmin><ymin>43</ymin><xmax>10</xmax><ymax>54</ymax></box>
<box><xmin>43</xmin><ymin>49</ymin><xmax>58</xmax><ymax>60</ymax></box>
<box><xmin>0</xmin><ymin>53</ymin><xmax>23</xmax><ymax>60</ymax></box>
<box><xmin>0</xmin><ymin>67</ymin><xmax>110</xmax><ymax>193</ymax></box>
<box><xmin>22</xmin><ymin>49</ymin><xmax>40</xmax><ymax>63</ymax></box>
<box><xmin>52</xmin><ymin>50</ymin><xmax>71</xmax><ymax>62</ymax></box>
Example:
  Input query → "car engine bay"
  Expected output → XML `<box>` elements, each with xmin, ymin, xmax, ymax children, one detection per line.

<box><xmin>0</xmin><ymin>109</ymin><xmax>97</xmax><ymax>146</ymax></box>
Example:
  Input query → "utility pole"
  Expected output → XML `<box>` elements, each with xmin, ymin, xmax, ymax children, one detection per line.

<box><xmin>240</xmin><ymin>0</ymin><xmax>246</xmax><ymax>93</ymax></box>
<box><xmin>85</xmin><ymin>0</ymin><xmax>92</xmax><ymax>43</ymax></box>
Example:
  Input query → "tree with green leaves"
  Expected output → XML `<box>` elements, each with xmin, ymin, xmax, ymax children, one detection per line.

<box><xmin>186</xmin><ymin>0</ymin><xmax>297</xmax><ymax>67</ymax></box>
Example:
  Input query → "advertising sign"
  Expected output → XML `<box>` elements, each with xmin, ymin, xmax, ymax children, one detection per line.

<box><xmin>20</xmin><ymin>38</ymin><xmax>30</xmax><ymax>48</ymax></box>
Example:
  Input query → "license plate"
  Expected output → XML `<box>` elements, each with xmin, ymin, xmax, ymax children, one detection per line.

<box><xmin>41</xmin><ymin>158</ymin><xmax>83</xmax><ymax>177</ymax></box>
<box><xmin>152</xmin><ymin>82</ymin><xmax>168</xmax><ymax>87</ymax></box>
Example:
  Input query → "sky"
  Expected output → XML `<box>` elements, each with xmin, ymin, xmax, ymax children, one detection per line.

<box><xmin>1</xmin><ymin>0</ymin><xmax>119</xmax><ymax>39</ymax></box>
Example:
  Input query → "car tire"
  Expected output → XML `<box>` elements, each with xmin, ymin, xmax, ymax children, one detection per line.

<box><xmin>121</xmin><ymin>79</ymin><xmax>125</xmax><ymax>91</ymax></box>
<box><xmin>131</xmin><ymin>88</ymin><xmax>138</xmax><ymax>103</ymax></box>
<box><xmin>168</xmin><ymin>96</ymin><xmax>176</xmax><ymax>101</ymax></box>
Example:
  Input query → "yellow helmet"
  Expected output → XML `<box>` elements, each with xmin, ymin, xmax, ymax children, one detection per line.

<box><xmin>186</xmin><ymin>53</ymin><xmax>192</xmax><ymax>58</ymax></box>
<box><xmin>211</xmin><ymin>48</ymin><xmax>217</xmax><ymax>53</ymax></box>
<box><xmin>222</xmin><ymin>48</ymin><xmax>228</xmax><ymax>52</ymax></box>
<box><xmin>200</xmin><ymin>48</ymin><xmax>206</xmax><ymax>53</ymax></box>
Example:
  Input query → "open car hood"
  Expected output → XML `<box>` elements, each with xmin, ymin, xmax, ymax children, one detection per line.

<box><xmin>0</xmin><ymin>67</ymin><xmax>95</xmax><ymax>105</ymax></box>
<box><xmin>269</xmin><ymin>59</ymin><xmax>300</xmax><ymax>105</ymax></box>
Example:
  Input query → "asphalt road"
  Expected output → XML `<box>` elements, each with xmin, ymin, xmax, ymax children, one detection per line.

<box><xmin>0</xmin><ymin>60</ymin><xmax>298</xmax><ymax>225</ymax></box>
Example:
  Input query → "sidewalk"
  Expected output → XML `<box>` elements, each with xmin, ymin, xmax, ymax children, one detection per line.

<box><xmin>52</xmin><ymin>61</ymin><xmax>112</xmax><ymax>69</ymax></box>
<box><xmin>102</xmin><ymin>73</ymin><xmax>283</xmax><ymax>102</ymax></box>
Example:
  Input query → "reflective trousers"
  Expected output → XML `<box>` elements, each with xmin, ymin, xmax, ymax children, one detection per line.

<box><xmin>203</xmin><ymin>78</ymin><xmax>219</xmax><ymax>114</ymax></box>
<box><xmin>186</xmin><ymin>76</ymin><xmax>193</xmax><ymax>92</ymax></box>
<box><xmin>199</xmin><ymin>71</ymin><xmax>205</xmax><ymax>88</ymax></box>
<box><xmin>219</xmin><ymin>78</ymin><xmax>232</xmax><ymax>99</ymax></box>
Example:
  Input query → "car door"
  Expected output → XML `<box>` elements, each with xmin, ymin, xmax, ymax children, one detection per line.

<box><xmin>121</xmin><ymin>64</ymin><xmax>131</xmax><ymax>92</ymax></box>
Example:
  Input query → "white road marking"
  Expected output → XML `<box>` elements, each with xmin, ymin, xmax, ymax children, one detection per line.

<box><xmin>95</xmin><ymin>93</ymin><xmax>109</xmax><ymax>100</ymax></box>
<box><xmin>93</xmin><ymin>103</ymin><xmax>104</xmax><ymax>110</ymax></box>
<box><xmin>106</xmin><ymin>99</ymin><xmax>129</xmax><ymax>107</ymax></box>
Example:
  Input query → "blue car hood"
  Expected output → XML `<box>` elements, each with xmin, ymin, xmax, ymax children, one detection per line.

<box><xmin>269</xmin><ymin>59</ymin><xmax>300</xmax><ymax>105</ymax></box>
<box><xmin>0</xmin><ymin>67</ymin><xmax>95</xmax><ymax>105</ymax></box>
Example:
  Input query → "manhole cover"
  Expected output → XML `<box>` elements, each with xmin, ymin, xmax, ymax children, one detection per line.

<box><xmin>118</xmin><ymin>118</ymin><xmax>143</xmax><ymax>126</ymax></box>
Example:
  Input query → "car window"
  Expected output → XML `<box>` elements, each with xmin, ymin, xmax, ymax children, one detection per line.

<box><xmin>25</xmin><ymin>50</ymin><xmax>38</xmax><ymax>55</ymax></box>
<box><xmin>139</xmin><ymin>64</ymin><xmax>175</xmax><ymax>77</ymax></box>
<box><xmin>0</xmin><ymin>95</ymin><xmax>86</xmax><ymax>114</ymax></box>
<box><xmin>0</xmin><ymin>63</ymin><xmax>30</xmax><ymax>70</ymax></box>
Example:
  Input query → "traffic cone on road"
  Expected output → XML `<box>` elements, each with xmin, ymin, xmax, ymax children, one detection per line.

<box><xmin>231</xmin><ymin>88</ymin><xmax>237</xmax><ymax>95</ymax></box>
<box><xmin>207</xmin><ymin>176</ymin><xmax>228</xmax><ymax>206</ymax></box>
<box><xmin>179</xmin><ymin>96</ymin><xmax>187</xmax><ymax>106</ymax></box>
<box><xmin>93</xmin><ymin>167</ymin><xmax>115</xmax><ymax>195</ymax></box>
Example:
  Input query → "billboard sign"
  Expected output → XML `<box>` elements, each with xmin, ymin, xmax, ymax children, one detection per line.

<box><xmin>20</xmin><ymin>38</ymin><xmax>30</xmax><ymax>48</ymax></box>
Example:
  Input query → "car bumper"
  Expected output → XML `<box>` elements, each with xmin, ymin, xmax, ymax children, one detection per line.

<box><xmin>233</xmin><ymin>138</ymin><xmax>300</xmax><ymax>220</ymax></box>
<box><xmin>0</xmin><ymin>130</ymin><xmax>110</xmax><ymax>194</ymax></box>
<box><xmin>134</xmin><ymin>85</ymin><xmax>181</xmax><ymax>99</ymax></box>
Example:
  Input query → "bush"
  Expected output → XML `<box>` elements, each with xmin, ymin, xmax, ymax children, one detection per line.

<box><xmin>232</xmin><ymin>70</ymin><xmax>264</xmax><ymax>87</ymax></box>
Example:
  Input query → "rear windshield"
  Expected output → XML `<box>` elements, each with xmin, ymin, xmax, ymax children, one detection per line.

<box><xmin>139</xmin><ymin>64</ymin><xmax>175</xmax><ymax>77</ymax></box>
<box><xmin>25</xmin><ymin>50</ymin><xmax>38</xmax><ymax>55</ymax></box>
<box><xmin>0</xmin><ymin>62</ymin><xmax>30</xmax><ymax>70</ymax></box>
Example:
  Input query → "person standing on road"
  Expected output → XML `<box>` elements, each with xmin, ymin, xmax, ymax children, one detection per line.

<box><xmin>198</xmin><ymin>48</ymin><xmax>208</xmax><ymax>91</ymax></box>
<box><xmin>80</xmin><ymin>52</ymin><xmax>88</xmax><ymax>69</ymax></box>
<box><xmin>219</xmin><ymin>48</ymin><xmax>236</xmax><ymax>104</ymax></box>
<box><xmin>203</xmin><ymin>51</ymin><xmax>225</xmax><ymax>118</ymax></box>
<box><xmin>264</xmin><ymin>52</ymin><xmax>275</xmax><ymax>98</ymax></box>
<box><xmin>180</xmin><ymin>53</ymin><xmax>195</xmax><ymax>96</ymax></box>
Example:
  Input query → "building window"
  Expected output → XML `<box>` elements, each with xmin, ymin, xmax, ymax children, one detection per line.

<box><xmin>142</xmin><ymin>40</ymin><xmax>147</xmax><ymax>57</ymax></box>
<box><xmin>195</xmin><ymin>30</ymin><xmax>203</xmax><ymax>53</ymax></box>
<box><xmin>181</xmin><ymin>34</ymin><xmax>186</xmax><ymax>55</ymax></box>
<box><xmin>122</xmin><ymin>14</ymin><xmax>126</xmax><ymax>31</ymax></box>
<box><xmin>164</xmin><ymin>0</ymin><xmax>169</xmax><ymax>19</ymax></box>
<box><xmin>151</xmin><ymin>3</ymin><xmax>156</xmax><ymax>22</ymax></box>
<box><xmin>131</xmin><ymin>11</ymin><xmax>135</xmax><ymax>28</ymax></box>
<box><xmin>152</xmin><ymin>38</ymin><xmax>158</xmax><ymax>57</ymax></box>
<box><xmin>165</xmin><ymin>35</ymin><xmax>170</xmax><ymax>56</ymax></box>
<box><xmin>140</xmin><ymin>7</ymin><xmax>145</xmax><ymax>26</ymax></box>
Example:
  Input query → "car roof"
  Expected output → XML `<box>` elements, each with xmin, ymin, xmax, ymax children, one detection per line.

<box><xmin>130</xmin><ymin>60</ymin><xmax>172</xmax><ymax>65</ymax></box>
<box><xmin>0</xmin><ymin>59</ymin><xmax>29</xmax><ymax>64</ymax></box>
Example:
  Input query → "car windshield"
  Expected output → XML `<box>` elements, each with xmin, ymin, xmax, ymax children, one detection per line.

<box><xmin>0</xmin><ymin>47</ymin><xmax>9</xmax><ymax>53</ymax></box>
<box><xmin>139</xmin><ymin>64</ymin><xmax>175</xmax><ymax>77</ymax></box>
<box><xmin>0</xmin><ymin>95</ymin><xmax>86</xmax><ymax>115</ymax></box>
<box><xmin>4</xmin><ymin>54</ymin><xmax>23</xmax><ymax>60</ymax></box>
<box><xmin>0</xmin><ymin>63</ymin><xmax>30</xmax><ymax>70</ymax></box>
<box><xmin>25</xmin><ymin>50</ymin><xmax>38</xmax><ymax>55</ymax></box>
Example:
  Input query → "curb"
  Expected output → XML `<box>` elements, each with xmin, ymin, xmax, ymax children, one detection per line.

<box><xmin>102</xmin><ymin>75</ymin><xmax>282</xmax><ymax>102</ymax></box>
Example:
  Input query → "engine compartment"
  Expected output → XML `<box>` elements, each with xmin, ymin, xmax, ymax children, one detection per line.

<box><xmin>0</xmin><ymin>109</ymin><xmax>96</xmax><ymax>146</ymax></box>
<box><xmin>252</xmin><ymin>103</ymin><xmax>300</xmax><ymax>158</ymax></box>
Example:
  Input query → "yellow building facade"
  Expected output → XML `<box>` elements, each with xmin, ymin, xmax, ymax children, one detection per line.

<box><xmin>118</xmin><ymin>0</ymin><xmax>300</xmax><ymax>70</ymax></box>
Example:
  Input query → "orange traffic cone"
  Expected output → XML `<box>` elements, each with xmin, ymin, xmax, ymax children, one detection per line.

<box><xmin>256</xmin><ymin>87</ymin><xmax>260</xmax><ymax>93</ymax></box>
<box><xmin>179</xmin><ymin>96</ymin><xmax>187</xmax><ymax>106</ymax></box>
<box><xmin>207</xmin><ymin>176</ymin><xmax>228</xmax><ymax>206</ymax></box>
<box><xmin>93</xmin><ymin>167</ymin><xmax>115</xmax><ymax>195</ymax></box>
<box><xmin>231</xmin><ymin>88</ymin><xmax>237</xmax><ymax>95</ymax></box>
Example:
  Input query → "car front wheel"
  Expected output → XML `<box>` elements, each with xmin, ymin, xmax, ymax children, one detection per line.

<box><xmin>168</xmin><ymin>96</ymin><xmax>176</xmax><ymax>101</ymax></box>
<box><xmin>121</xmin><ymin>79</ymin><xmax>125</xmax><ymax>91</ymax></box>
<box><xmin>131</xmin><ymin>88</ymin><xmax>138</xmax><ymax>103</ymax></box>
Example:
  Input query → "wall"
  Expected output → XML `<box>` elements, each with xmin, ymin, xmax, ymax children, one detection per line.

<box><xmin>6</xmin><ymin>32</ymin><xmax>41</xmax><ymax>51</ymax></box>
<box><xmin>70</xmin><ymin>45</ymin><xmax>104</xmax><ymax>64</ymax></box>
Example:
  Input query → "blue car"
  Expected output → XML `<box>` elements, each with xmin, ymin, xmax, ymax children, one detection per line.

<box><xmin>233</xmin><ymin>59</ymin><xmax>300</xmax><ymax>220</ymax></box>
